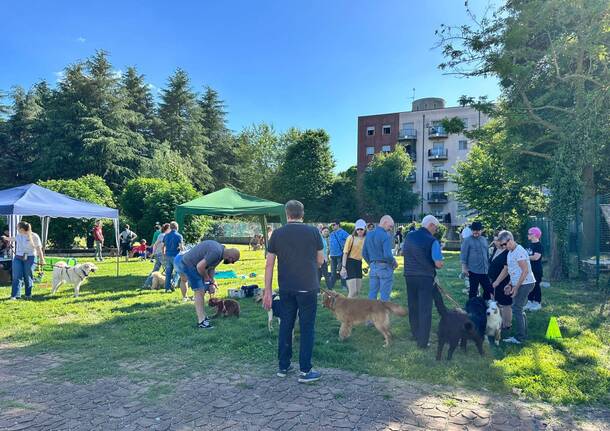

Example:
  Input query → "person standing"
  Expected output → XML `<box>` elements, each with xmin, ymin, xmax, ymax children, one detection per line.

<box><xmin>460</xmin><ymin>221</ymin><xmax>493</xmax><ymax>299</ymax></box>
<box><xmin>92</xmin><ymin>220</ymin><xmax>104</xmax><ymax>262</ymax></box>
<box><xmin>263</xmin><ymin>200</ymin><xmax>324</xmax><ymax>383</ymax></box>
<box><xmin>163</xmin><ymin>221</ymin><xmax>184</xmax><ymax>296</ymax></box>
<box><xmin>328</xmin><ymin>220</ymin><xmax>349</xmax><ymax>290</ymax></box>
<box><xmin>363</xmin><ymin>215</ymin><xmax>397</xmax><ymax>301</ymax></box>
<box><xmin>525</xmin><ymin>227</ymin><xmax>544</xmax><ymax>311</ymax></box>
<box><xmin>394</xmin><ymin>226</ymin><xmax>404</xmax><ymax>256</ymax></box>
<box><xmin>175</xmin><ymin>240</ymin><xmax>240</xmax><ymax>328</ymax></box>
<box><xmin>489</xmin><ymin>234</ymin><xmax>512</xmax><ymax>330</ymax></box>
<box><xmin>151</xmin><ymin>222</ymin><xmax>162</xmax><ymax>244</ymax></box>
<box><xmin>143</xmin><ymin>223</ymin><xmax>170</xmax><ymax>288</ymax></box>
<box><xmin>119</xmin><ymin>225</ymin><xmax>137</xmax><ymax>262</ymax></box>
<box><xmin>498</xmin><ymin>230</ymin><xmax>536</xmax><ymax>345</ymax></box>
<box><xmin>403</xmin><ymin>215</ymin><xmax>444</xmax><ymax>349</ymax></box>
<box><xmin>2</xmin><ymin>221</ymin><xmax>46</xmax><ymax>300</ymax></box>
<box><xmin>318</xmin><ymin>226</ymin><xmax>331</xmax><ymax>288</ymax></box>
<box><xmin>340</xmin><ymin>219</ymin><xmax>367</xmax><ymax>298</ymax></box>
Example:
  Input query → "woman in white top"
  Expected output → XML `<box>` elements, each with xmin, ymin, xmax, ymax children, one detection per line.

<box><xmin>497</xmin><ymin>230</ymin><xmax>535</xmax><ymax>344</ymax></box>
<box><xmin>1</xmin><ymin>221</ymin><xmax>46</xmax><ymax>300</ymax></box>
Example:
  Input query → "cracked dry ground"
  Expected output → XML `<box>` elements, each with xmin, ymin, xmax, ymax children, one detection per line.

<box><xmin>0</xmin><ymin>352</ymin><xmax>608</xmax><ymax>431</ymax></box>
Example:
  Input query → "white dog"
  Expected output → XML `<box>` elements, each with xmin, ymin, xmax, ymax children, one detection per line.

<box><xmin>51</xmin><ymin>262</ymin><xmax>97</xmax><ymax>297</ymax></box>
<box><xmin>485</xmin><ymin>300</ymin><xmax>503</xmax><ymax>346</ymax></box>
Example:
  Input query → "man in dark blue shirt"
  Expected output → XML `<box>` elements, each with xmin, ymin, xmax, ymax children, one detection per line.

<box><xmin>403</xmin><ymin>215</ymin><xmax>444</xmax><ymax>349</ymax></box>
<box><xmin>362</xmin><ymin>215</ymin><xmax>397</xmax><ymax>301</ymax></box>
<box><xmin>263</xmin><ymin>200</ymin><xmax>324</xmax><ymax>384</ymax></box>
<box><xmin>162</xmin><ymin>221</ymin><xmax>184</xmax><ymax>294</ymax></box>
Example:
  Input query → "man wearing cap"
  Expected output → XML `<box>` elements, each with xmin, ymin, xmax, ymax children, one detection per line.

<box><xmin>403</xmin><ymin>215</ymin><xmax>444</xmax><ymax>348</ymax></box>
<box><xmin>363</xmin><ymin>215</ymin><xmax>398</xmax><ymax>301</ymax></box>
<box><xmin>328</xmin><ymin>220</ymin><xmax>349</xmax><ymax>290</ymax></box>
<box><xmin>460</xmin><ymin>221</ymin><xmax>493</xmax><ymax>299</ymax></box>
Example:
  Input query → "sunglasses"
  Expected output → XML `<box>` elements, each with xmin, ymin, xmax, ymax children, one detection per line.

<box><xmin>499</xmin><ymin>242</ymin><xmax>508</xmax><ymax>247</ymax></box>
<box><xmin>356</xmin><ymin>228</ymin><xmax>364</xmax><ymax>231</ymax></box>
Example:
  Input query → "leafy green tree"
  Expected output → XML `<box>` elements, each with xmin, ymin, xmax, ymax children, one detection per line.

<box><xmin>437</xmin><ymin>0</ymin><xmax>610</xmax><ymax>277</ymax></box>
<box><xmin>325</xmin><ymin>166</ymin><xmax>358</xmax><ymax>222</ymax></box>
<box><xmin>199</xmin><ymin>86</ymin><xmax>242</xmax><ymax>190</ymax></box>
<box><xmin>38</xmin><ymin>175</ymin><xmax>115</xmax><ymax>248</ymax></box>
<box><xmin>121</xmin><ymin>66</ymin><xmax>157</xmax><ymax>146</ymax></box>
<box><xmin>454</xmin><ymin>119</ymin><xmax>548</xmax><ymax>232</ymax></box>
<box><xmin>236</xmin><ymin>123</ymin><xmax>290</xmax><ymax>200</ymax></box>
<box><xmin>273</xmin><ymin>129</ymin><xmax>335</xmax><ymax>220</ymax></box>
<box><xmin>157</xmin><ymin>69</ymin><xmax>212</xmax><ymax>191</ymax></box>
<box><xmin>141</xmin><ymin>142</ymin><xmax>193</xmax><ymax>183</ymax></box>
<box><xmin>363</xmin><ymin>146</ymin><xmax>419</xmax><ymax>221</ymax></box>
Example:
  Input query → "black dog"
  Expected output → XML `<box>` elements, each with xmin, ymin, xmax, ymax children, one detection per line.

<box><xmin>433</xmin><ymin>283</ymin><xmax>484</xmax><ymax>361</ymax></box>
<box><xmin>465</xmin><ymin>296</ymin><xmax>487</xmax><ymax>338</ymax></box>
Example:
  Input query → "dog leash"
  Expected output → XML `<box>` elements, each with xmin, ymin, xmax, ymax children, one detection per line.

<box><xmin>435</xmin><ymin>282</ymin><xmax>462</xmax><ymax>309</ymax></box>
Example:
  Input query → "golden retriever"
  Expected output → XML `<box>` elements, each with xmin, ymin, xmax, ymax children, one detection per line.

<box><xmin>149</xmin><ymin>271</ymin><xmax>165</xmax><ymax>290</ymax></box>
<box><xmin>321</xmin><ymin>289</ymin><xmax>407</xmax><ymax>347</ymax></box>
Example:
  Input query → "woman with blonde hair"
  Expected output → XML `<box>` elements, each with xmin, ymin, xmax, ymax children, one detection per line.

<box><xmin>1</xmin><ymin>221</ymin><xmax>46</xmax><ymax>300</ymax></box>
<box><xmin>340</xmin><ymin>219</ymin><xmax>367</xmax><ymax>298</ymax></box>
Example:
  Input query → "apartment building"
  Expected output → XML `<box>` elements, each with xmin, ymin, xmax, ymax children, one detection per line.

<box><xmin>357</xmin><ymin>97</ymin><xmax>489</xmax><ymax>228</ymax></box>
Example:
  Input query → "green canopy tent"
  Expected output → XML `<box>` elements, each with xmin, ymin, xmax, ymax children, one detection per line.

<box><xmin>175</xmin><ymin>188</ymin><xmax>286</xmax><ymax>249</ymax></box>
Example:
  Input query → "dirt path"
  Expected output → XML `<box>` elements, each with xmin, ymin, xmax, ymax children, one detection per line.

<box><xmin>0</xmin><ymin>350</ymin><xmax>608</xmax><ymax>430</ymax></box>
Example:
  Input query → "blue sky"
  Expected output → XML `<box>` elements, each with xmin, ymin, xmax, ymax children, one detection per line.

<box><xmin>2</xmin><ymin>0</ymin><xmax>500</xmax><ymax>171</ymax></box>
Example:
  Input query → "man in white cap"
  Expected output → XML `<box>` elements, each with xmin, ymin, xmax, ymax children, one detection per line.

<box><xmin>403</xmin><ymin>215</ymin><xmax>444</xmax><ymax>348</ymax></box>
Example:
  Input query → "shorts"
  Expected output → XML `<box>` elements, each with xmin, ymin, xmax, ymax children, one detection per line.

<box><xmin>120</xmin><ymin>243</ymin><xmax>131</xmax><ymax>256</ymax></box>
<box><xmin>174</xmin><ymin>254</ymin><xmax>205</xmax><ymax>291</ymax></box>
<box><xmin>345</xmin><ymin>258</ymin><xmax>362</xmax><ymax>280</ymax></box>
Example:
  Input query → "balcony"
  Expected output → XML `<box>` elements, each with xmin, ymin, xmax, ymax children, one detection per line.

<box><xmin>429</xmin><ymin>126</ymin><xmax>448</xmax><ymax>139</ymax></box>
<box><xmin>431</xmin><ymin>212</ymin><xmax>450</xmax><ymax>222</ymax></box>
<box><xmin>427</xmin><ymin>192</ymin><xmax>448</xmax><ymax>203</ymax></box>
<box><xmin>427</xmin><ymin>170</ymin><xmax>449</xmax><ymax>182</ymax></box>
<box><xmin>427</xmin><ymin>148</ymin><xmax>448</xmax><ymax>160</ymax></box>
<box><xmin>407</xmin><ymin>172</ymin><xmax>416</xmax><ymax>183</ymax></box>
<box><xmin>398</xmin><ymin>128</ymin><xmax>417</xmax><ymax>140</ymax></box>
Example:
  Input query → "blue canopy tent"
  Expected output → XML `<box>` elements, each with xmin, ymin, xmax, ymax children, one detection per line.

<box><xmin>0</xmin><ymin>184</ymin><xmax>121</xmax><ymax>275</ymax></box>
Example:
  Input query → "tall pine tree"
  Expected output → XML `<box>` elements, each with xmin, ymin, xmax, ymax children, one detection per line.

<box><xmin>157</xmin><ymin>69</ymin><xmax>212</xmax><ymax>191</ymax></box>
<box><xmin>199</xmin><ymin>86</ymin><xmax>241</xmax><ymax>190</ymax></box>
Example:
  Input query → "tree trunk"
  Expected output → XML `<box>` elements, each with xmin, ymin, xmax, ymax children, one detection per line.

<box><xmin>549</xmin><ymin>221</ymin><xmax>566</xmax><ymax>281</ymax></box>
<box><xmin>580</xmin><ymin>165</ymin><xmax>597</xmax><ymax>258</ymax></box>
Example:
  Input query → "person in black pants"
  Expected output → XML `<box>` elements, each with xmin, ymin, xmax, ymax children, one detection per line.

<box><xmin>263</xmin><ymin>200</ymin><xmax>324</xmax><ymax>383</ymax></box>
<box><xmin>403</xmin><ymin>215</ymin><xmax>444</xmax><ymax>349</ymax></box>
<box><xmin>460</xmin><ymin>221</ymin><xmax>493</xmax><ymax>299</ymax></box>
<box><xmin>525</xmin><ymin>227</ymin><xmax>544</xmax><ymax>311</ymax></box>
<box><xmin>489</xmin><ymin>234</ymin><xmax>512</xmax><ymax>330</ymax></box>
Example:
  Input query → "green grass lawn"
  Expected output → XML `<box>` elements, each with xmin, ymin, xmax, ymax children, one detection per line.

<box><xmin>1</xmin><ymin>247</ymin><xmax>608</xmax><ymax>406</ymax></box>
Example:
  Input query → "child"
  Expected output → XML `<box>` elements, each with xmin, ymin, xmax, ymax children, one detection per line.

<box><xmin>132</xmin><ymin>240</ymin><xmax>148</xmax><ymax>260</ymax></box>
<box><xmin>525</xmin><ymin>227</ymin><xmax>544</xmax><ymax>311</ymax></box>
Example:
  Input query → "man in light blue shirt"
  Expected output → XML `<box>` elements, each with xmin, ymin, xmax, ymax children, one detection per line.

<box><xmin>328</xmin><ymin>221</ymin><xmax>349</xmax><ymax>290</ymax></box>
<box><xmin>362</xmin><ymin>215</ymin><xmax>398</xmax><ymax>301</ymax></box>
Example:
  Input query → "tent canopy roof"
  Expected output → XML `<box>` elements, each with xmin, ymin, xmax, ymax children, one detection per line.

<box><xmin>0</xmin><ymin>184</ymin><xmax>119</xmax><ymax>219</ymax></box>
<box><xmin>175</xmin><ymin>187</ymin><xmax>285</xmax><ymax>223</ymax></box>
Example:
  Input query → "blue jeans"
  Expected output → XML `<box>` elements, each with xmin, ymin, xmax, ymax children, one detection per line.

<box><xmin>11</xmin><ymin>256</ymin><xmax>35</xmax><ymax>298</ymax></box>
<box><xmin>164</xmin><ymin>255</ymin><xmax>178</xmax><ymax>291</ymax></box>
<box><xmin>368</xmin><ymin>261</ymin><xmax>394</xmax><ymax>301</ymax></box>
<box><xmin>278</xmin><ymin>290</ymin><xmax>317</xmax><ymax>373</ymax></box>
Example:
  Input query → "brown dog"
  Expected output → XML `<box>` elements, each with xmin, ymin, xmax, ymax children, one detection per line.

<box><xmin>208</xmin><ymin>298</ymin><xmax>240</xmax><ymax>318</ymax></box>
<box><xmin>150</xmin><ymin>271</ymin><xmax>165</xmax><ymax>290</ymax></box>
<box><xmin>321</xmin><ymin>289</ymin><xmax>407</xmax><ymax>347</ymax></box>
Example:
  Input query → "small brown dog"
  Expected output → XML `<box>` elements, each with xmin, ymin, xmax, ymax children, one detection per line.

<box><xmin>150</xmin><ymin>271</ymin><xmax>165</xmax><ymax>290</ymax></box>
<box><xmin>208</xmin><ymin>298</ymin><xmax>240</xmax><ymax>318</ymax></box>
<box><xmin>321</xmin><ymin>289</ymin><xmax>407</xmax><ymax>347</ymax></box>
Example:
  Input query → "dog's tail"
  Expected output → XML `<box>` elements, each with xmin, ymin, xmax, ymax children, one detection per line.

<box><xmin>432</xmin><ymin>282</ymin><xmax>448</xmax><ymax>317</ymax></box>
<box><xmin>383</xmin><ymin>302</ymin><xmax>407</xmax><ymax>316</ymax></box>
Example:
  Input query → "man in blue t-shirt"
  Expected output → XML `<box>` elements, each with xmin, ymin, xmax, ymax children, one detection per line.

<box><xmin>328</xmin><ymin>220</ymin><xmax>349</xmax><ymax>290</ymax></box>
<box><xmin>263</xmin><ymin>200</ymin><xmax>324</xmax><ymax>384</ymax></box>
<box><xmin>162</xmin><ymin>221</ymin><xmax>184</xmax><ymax>295</ymax></box>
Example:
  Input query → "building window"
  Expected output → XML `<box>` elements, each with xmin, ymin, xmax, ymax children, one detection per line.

<box><xmin>459</xmin><ymin>140</ymin><xmax>468</xmax><ymax>150</ymax></box>
<box><xmin>461</xmin><ymin>117</ymin><xmax>469</xmax><ymax>129</ymax></box>
<box><xmin>382</xmin><ymin>125</ymin><xmax>391</xmax><ymax>135</ymax></box>
<box><xmin>432</xmin><ymin>183</ymin><xmax>445</xmax><ymax>192</ymax></box>
<box><xmin>366</xmin><ymin>126</ymin><xmax>375</xmax><ymax>136</ymax></box>
<box><xmin>381</xmin><ymin>145</ymin><xmax>391</xmax><ymax>153</ymax></box>
<box><xmin>366</xmin><ymin>146</ymin><xmax>375</xmax><ymax>155</ymax></box>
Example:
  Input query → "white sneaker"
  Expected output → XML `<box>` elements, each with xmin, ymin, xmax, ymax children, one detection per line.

<box><xmin>503</xmin><ymin>337</ymin><xmax>522</xmax><ymax>344</ymax></box>
<box><xmin>182</xmin><ymin>297</ymin><xmax>189</xmax><ymax>303</ymax></box>
<box><xmin>530</xmin><ymin>302</ymin><xmax>541</xmax><ymax>311</ymax></box>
